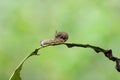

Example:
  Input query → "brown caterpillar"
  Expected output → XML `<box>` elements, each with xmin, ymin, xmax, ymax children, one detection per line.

<box><xmin>40</xmin><ymin>31</ymin><xmax>69</xmax><ymax>46</ymax></box>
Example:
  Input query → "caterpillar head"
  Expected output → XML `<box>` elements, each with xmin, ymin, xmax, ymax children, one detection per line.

<box><xmin>55</xmin><ymin>31</ymin><xmax>69</xmax><ymax>42</ymax></box>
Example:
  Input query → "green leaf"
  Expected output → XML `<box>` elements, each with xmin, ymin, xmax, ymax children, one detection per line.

<box><xmin>9</xmin><ymin>42</ymin><xmax>120</xmax><ymax>80</ymax></box>
<box><xmin>9</xmin><ymin>48</ymin><xmax>40</xmax><ymax>80</ymax></box>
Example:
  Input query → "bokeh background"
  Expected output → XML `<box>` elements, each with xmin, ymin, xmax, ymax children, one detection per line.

<box><xmin>0</xmin><ymin>0</ymin><xmax>120</xmax><ymax>80</ymax></box>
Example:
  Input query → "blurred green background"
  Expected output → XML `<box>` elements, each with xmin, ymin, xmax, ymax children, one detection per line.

<box><xmin>0</xmin><ymin>0</ymin><xmax>120</xmax><ymax>80</ymax></box>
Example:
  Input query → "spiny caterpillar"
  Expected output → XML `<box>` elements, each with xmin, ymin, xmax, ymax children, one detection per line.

<box><xmin>40</xmin><ymin>31</ymin><xmax>68</xmax><ymax>46</ymax></box>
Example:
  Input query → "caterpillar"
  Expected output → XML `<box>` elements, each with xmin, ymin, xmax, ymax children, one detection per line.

<box><xmin>40</xmin><ymin>31</ymin><xmax>69</xmax><ymax>46</ymax></box>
